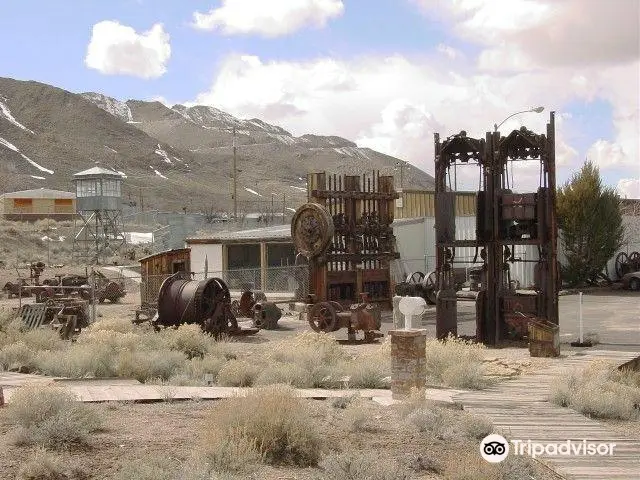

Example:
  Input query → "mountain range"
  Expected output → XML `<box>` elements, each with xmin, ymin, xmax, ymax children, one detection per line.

<box><xmin>0</xmin><ymin>76</ymin><xmax>435</xmax><ymax>213</ymax></box>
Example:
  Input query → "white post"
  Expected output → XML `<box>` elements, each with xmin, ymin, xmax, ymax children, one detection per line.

<box><xmin>579</xmin><ymin>292</ymin><xmax>583</xmax><ymax>343</ymax></box>
<box><xmin>91</xmin><ymin>268</ymin><xmax>96</xmax><ymax>324</ymax></box>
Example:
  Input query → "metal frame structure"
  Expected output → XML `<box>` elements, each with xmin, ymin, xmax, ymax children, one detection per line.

<box><xmin>295</xmin><ymin>171</ymin><xmax>400</xmax><ymax>308</ymax></box>
<box><xmin>434</xmin><ymin>112</ymin><xmax>559</xmax><ymax>344</ymax></box>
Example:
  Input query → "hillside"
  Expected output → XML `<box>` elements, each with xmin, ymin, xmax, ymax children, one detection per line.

<box><xmin>0</xmin><ymin>76</ymin><xmax>434</xmax><ymax>213</ymax></box>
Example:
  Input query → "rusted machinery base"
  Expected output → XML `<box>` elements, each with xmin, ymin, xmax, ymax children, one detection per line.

<box><xmin>227</xmin><ymin>327</ymin><xmax>260</xmax><ymax>337</ymax></box>
<box><xmin>306</xmin><ymin>298</ymin><xmax>383</xmax><ymax>344</ymax></box>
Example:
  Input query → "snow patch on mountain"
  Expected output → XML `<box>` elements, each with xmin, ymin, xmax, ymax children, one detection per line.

<box><xmin>154</xmin><ymin>144</ymin><xmax>172</xmax><ymax>164</ymax></box>
<box><xmin>0</xmin><ymin>98</ymin><xmax>34</xmax><ymax>133</ymax></box>
<box><xmin>30</xmin><ymin>175</ymin><xmax>45</xmax><ymax>180</ymax></box>
<box><xmin>150</xmin><ymin>166</ymin><xmax>167</xmax><ymax>179</ymax></box>
<box><xmin>104</xmin><ymin>145</ymin><xmax>118</xmax><ymax>154</ymax></box>
<box><xmin>81</xmin><ymin>92</ymin><xmax>133</xmax><ymax>122</ymax></box>
<box><xmin>0</xmin><ymin>136</ymin><xmax>54</xmax><ymax>174</ymax></box>
<box><xmin>244</xmin><ymin>187</ymin><xmax>262</xmax><ymax>197</ymax></box>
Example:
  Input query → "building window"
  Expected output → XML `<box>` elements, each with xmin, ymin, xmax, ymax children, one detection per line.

<box><xmin>76</xmin><ymin>179</ymin><xmax>99</xmax><ymax>197</ymax></box>
<box><xmin>13</xmin><ymin>198</ymin><xmax>33</xmax><ymax>213</ymax></box>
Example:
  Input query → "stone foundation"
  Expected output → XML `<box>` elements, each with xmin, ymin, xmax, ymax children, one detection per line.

<box><xmin>389</xmin><ymin>329</ymin><xmax>427</xmax><ymax>399</ymax></box>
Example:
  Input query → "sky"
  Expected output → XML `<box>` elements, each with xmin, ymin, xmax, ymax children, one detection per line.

<box><xmin>0</xmin><ymin>0</ymin><xmax>638</xmax><ymax>197</ymax></box>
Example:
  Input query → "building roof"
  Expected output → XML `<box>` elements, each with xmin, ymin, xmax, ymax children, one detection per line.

<box><xmin>138</xmin><ymin>248</ymin><xmax>191</xmax><ymax>263</ymax></box>
<box><xmin>73</xmin><ymin>166</ymin><xmax>123</xmax><ymax>178</ymax></box>
<box><xmin>187</xmin><ymin>224</ymin><xmax>292</xmax><ymax>244</ymax></box>
<box><xmin>186</xmin><ymin>217</ymin><xmax>427</xmax><ymax>244</ymax></box>
<box><xmin>0</xmin><ymin>188</ymin><xmax>75</xmax><ymax>199</ymax></box>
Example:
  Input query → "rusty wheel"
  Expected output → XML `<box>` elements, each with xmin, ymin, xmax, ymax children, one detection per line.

<box><xmin>328</xmin><ymin>301</ymin><xmax>344</xmax><ymax>312</ymax></box>
<box><xmin>422</xmin><ymin>271</ymin><xmax>438</xmax><ymax>305</ymax></box>
<box><xmin>231</xmin><ymin>300</ymin><xmax>240</xmax><ymax>317</ymax></box>
<box><xmin>615</xmin><ymin>251</ymin><xmax>629</xmax><ymax>278</ymax></box>
<box><xmin>308</xmin><ymin>301</ymin><xmax>337</xmax><ymax>333</ymax></box>
<box><xmin>406</xmin><ymin>271</ymin><xmax>425</xmax><ymax>284</ymax></box>
<box><xmin>630</xmin><ymin>251</ymin><xmax>640</xmax><ymax>270</ymax></box>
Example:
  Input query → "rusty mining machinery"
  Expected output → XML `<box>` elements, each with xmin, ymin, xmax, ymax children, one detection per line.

<box><xmin>290</xmin><ymin>172</ymin><xmax>399</xmax><ymax>342</ymax></box>
<box><xmin>154</xmin><ymin>272</ymin><xmax>258</xmax><ymax>337</ymax></box>
<box><xmin>433</xmin><ymin>112</ymin><xmax>559</xmax><ymax>345</ymax></box>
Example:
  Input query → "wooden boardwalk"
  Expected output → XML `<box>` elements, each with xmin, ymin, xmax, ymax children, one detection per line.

<box><xmin>453</xmin><ymin>350</ymin><xmax>640</xmax><ymax>480</ymax></box>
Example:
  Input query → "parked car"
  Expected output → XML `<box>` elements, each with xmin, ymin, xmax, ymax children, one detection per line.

<box><xmin>621</xmin><ymin>271</ymin><xmax>640</xmax><ymax>291</ymax></box>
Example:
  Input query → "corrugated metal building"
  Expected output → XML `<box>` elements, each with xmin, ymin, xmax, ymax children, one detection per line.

<box><xmin>0</xmin><ymin>188</ymin><xmax>76</xmax><ymax>221</ymax></box>
<box><xmin>395</xmin><ymin>190</ymin><xmax>476</xmax><ymax>219</ymax></box>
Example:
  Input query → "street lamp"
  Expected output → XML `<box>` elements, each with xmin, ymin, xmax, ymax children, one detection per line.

<box><xmin>494</xmin><ymin>106</ymin><xmax>544</xmax><ymax>132</ymax></box>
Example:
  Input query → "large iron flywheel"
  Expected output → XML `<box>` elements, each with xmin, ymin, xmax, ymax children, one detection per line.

<box><xmin>291</xmin><ymin>203</ymin><xmax>334</xmax><ymax>258</ymax></box>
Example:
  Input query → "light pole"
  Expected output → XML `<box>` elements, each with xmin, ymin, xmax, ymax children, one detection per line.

<box><xmin>494</xmin><ymin>106</ymin><xmax>544</xmax><ymax>132</ymax></box>
<box><xmin>232</xmin><ymin>127</ymin><xmax>237</xmax><ymax>221</ymax></box>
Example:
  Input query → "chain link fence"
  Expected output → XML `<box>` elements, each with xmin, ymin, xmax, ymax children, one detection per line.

<box><xmin>108</xmin><ymin>264</ymin><xmax>310</xmax><ymax>306</ymax></box>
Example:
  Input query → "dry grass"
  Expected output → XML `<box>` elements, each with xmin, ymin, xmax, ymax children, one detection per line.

<box><xmin>424</xmin><ymin>334</ymin><xmax>491</xmax><ymax>389</ymax></box>
<box><xmin>317</xmin><ymin>451</ymin><xmax>410</xmax><ymax>480</ymax></box>
<box><xmin>4</xmin><ymin>385</ymin><xmax>104</xmax><ymax>450</ymax></box>
<box><xmin>550</xmin><ymin>359</ymin><xmax>640</xmax><ymax>420</ymax></box>
<box><xmin>216</xmin><ymin>359</ymin><xmax>261</xmax><ymax>387</ymax></box>
<box><xmin>113</xmin><ymin>455</ymin><xmax>181</xmax><ymax>480</ymax></box>
<box><xmin>442</xmin><ymin>450</ymin><xmax>538</xmax><ymax>480</ymax></box>
<box><xmin>16</xmin><ymin>448</ymin><xmax>89</xmax><ymax>480</ymax></box>
<box><xmin>200</xmin><ymin>385</ymin><xmax>323</xmax><ymax>468</ymax></box>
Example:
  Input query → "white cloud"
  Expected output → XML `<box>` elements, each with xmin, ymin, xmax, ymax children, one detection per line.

<box><xmin>414</xmin><ymin>0</ymin><xmax>639</xmax><ymax>69</ymax></box>
<box><xmin>436</xmin><ymin>43</ymin><xmax>462</xmax><ymax>60</ymax></box>
<box><xmin>617</xmin><ymin>179</ymin><xmax>640</xmax><ymax>199</ymax></box>
<box><xmin>192</xmin><ymin>0</ymin><xmax>344</xmax><ymax>37</ymax></box>
<box><xmin>190</xmin><ymin>0</ymin><xmax>637</xmax><ymax>192</ymax></box>
<box><xmin>85</xmin><ymin>21</ymin><xmax>171</xmax><ymax>79</ymax></box>
<box><xmin>194</xmin><ymin>53</ymin><xmax>587</xmax><ymax>189</ymax></box>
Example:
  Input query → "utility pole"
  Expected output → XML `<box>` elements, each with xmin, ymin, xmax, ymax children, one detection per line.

<box><xmin>233</xmin><ymin>127</ymin><xmax>238</xmax><ymax>222</ymax></box>
<box><xmin>282</xmin><ymin>193</ymin><xmax>286</xmax><ymax>225</ymax></box>
<box><xmin>395</xmin><ymin>161</ymin><xmax>407</xmax><ymax>189</ymax></box>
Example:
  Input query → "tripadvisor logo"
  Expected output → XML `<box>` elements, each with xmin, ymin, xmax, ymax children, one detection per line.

<box><xmin>480</xmin><ymin>435</ymin><xmax>617</xmax><ymax>462</ymax></box>
<box><xmin>480</xmin><ymin>434</ymin><xmax>509</xmax><ymax>463</ymax></box>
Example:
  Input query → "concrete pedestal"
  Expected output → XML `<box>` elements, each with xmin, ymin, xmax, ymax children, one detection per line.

<box><xmin>389</xmin><ymin>329</ymin><xmax>427</xmax><ymax>400</ymax></box>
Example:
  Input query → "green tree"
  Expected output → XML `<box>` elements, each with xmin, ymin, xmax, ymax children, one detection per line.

<box><xmin>556</xmin><ymin>161</ymin><xmax>624</xmax><ymax>286</ymax></box>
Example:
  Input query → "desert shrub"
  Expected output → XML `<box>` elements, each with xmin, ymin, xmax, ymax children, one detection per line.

<box><xmin>216</xmin><ymin>359</ymin><xmax>260</xmax><ymax>387</ymax></box>
<box><xmin>174</xmin><ymin>355</ymin><xmax>228</xmax><ymax>385</ymax></box>
<box><xmin>0</xmin><ymin>341</ymin><xmax>36</xmax><ymax>371</ymax></box>
<box><xmin>113</xmin><ymin>455</ymin><xmax>181</xmax><ymax>480</ymax></box>
<box><xmin>318</xmin><ymin>452</ymin><xmax>409</xmax><ymax>480</ymax></box>
<box><xmin>117</xmin><ymin>349</ymin><xmax>185</xmax><ymax>382</ymax></box>
<box><xmin>22</xmin><ymin>328</ymin><xmax>66</xmax><ymax>351</ymax></box>
<box><xmin>331</xmin><ymin>394</ymin><xmax>357</xmax><ymax>409</ymax></box>
<box><xmin>75</xmin><ymin>329</ymin><xmax>141</xmax><ymax>352</ymax></box>
<box><xmin>443</xmin><ymin>450</ymin><xmax>537</xmax><ymax>480</ymax></box>
<box><xmin>84</xmin><ymin>317</ymin><xmax>136</xmax><ymax>334</ymax></box>
<box><xmin>16</xmin><ymin>448</ymin><xmax>88</xmax><ymax>480</ymax></box>
<box><xmin>424</xmin><ymin>334</ymin><xmax>490</xmax><ymax>389</ymax></box>
<box><xmin>5</xmin><ymin>385</ymin><xmax>104</xmax><ymax>449</ymax></box>
<box><xmin>339</xmin><ymin>350</ymin><xmax>390</xmax><ymax>389</ymax></box>
<box><xmin>201</xmin><ymin>385</ymin><xmax>323</xmax><ymax>467</ymax></box>
<box><xmin>163</xmin><ymin>324</ymin><xmax>210</xmax><ymax>359</ymax></box>
<box><xmin>262</xmin><ymin>332</ymin><xmax>350</xmax><ymax>388</ymax></box>
<box><xmin>401</xmin><ymin>393</ymin><xmax>492</xmax><ymax>441</ymax></box>
<box><xmin>198</xmin><ymin>428</ymin><xmax>264</xmax><ymax>474</ymax></box>
<box><xmin>254</xmin><ymin>362</ymin><xmax>312</xmax><ymax>387</ymax></box>
<box><xmin>34</xmin><ymin>343</ymin><xmax>117</xmax><ymax>378</ymax></box>
<box><xmin>550</xmin><ymin>360</ymin><xmax>640</xmax><ymax>420</ymax></box>
<box><xmin>343</xmin><ymin>402</ymin><xmax>379</xmax><ymax>433</ymax></box>
<box><xmin>407</xmin><ymin>407</ymin><xmax>492</xmax><ymax>441</ymax></box>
